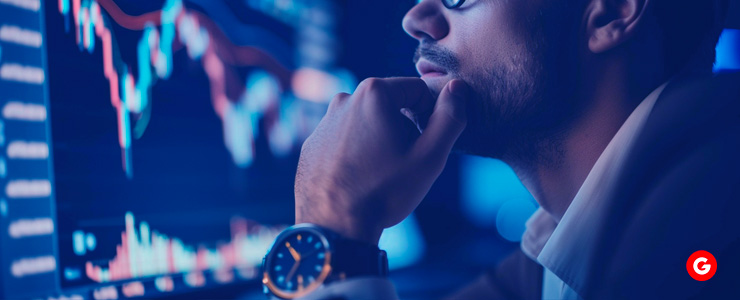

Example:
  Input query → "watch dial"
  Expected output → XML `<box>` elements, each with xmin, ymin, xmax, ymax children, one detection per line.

<box><xmin>267</xmin><ymin>230</ymin><xmax>330</xmax><ymax>294</ymax></box>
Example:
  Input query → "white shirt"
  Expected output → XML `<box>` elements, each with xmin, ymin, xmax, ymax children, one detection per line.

<box><xmin>294</xmin><ymin>82</ymin><xmax>669</xmax><ymax>300</ymax></box>
<box><xmin>523</xmin><ymin>82</ymin><xmax>668</xmax><ymax>299</ymax></box>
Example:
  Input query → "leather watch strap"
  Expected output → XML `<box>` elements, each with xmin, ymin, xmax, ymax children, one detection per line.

<box><xmin>331</xmin><ymin>237</ymin><xmax>388</xmax><ymax>278</ymax></box>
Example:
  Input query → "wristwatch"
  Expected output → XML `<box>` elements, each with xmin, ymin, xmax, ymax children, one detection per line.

<box><xmin>262</xmin><ymin>223</ymin><xmax>389</xmax><ymax>299</ymax></box>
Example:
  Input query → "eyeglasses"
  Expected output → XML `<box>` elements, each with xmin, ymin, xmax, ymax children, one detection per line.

<box><xmin>442</xmin><ymin>0</ymin><xmax>465</xmax><ymax>9</ymax></box>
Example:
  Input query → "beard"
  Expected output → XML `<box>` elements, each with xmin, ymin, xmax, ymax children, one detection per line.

<box><xmin>415</xmin><ymin>3</ymin><xmax>582</xmax><ymax>163</ymax></box>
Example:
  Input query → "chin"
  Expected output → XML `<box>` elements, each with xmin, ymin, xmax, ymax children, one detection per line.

<box><xmin>420</xmin><ymin>74</ymin><xmax>451</xmax><ymax>97</ymax></box>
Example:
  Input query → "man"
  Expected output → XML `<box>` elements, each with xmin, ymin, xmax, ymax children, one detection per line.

<box><xmin>263</xmin><ymin>0</ymin><xmax>740</xmax><ymax>298</ymax></box>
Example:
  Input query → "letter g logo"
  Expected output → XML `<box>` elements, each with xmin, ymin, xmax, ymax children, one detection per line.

<box><xmin>687</xmin><ymin>250</ymin><xmax>717</xmax><ymax>281</ymax></box>
<box><xmin>693</xmin><ymin>257</ymin><xmax>709</xmax><ymax>275</ymax></box>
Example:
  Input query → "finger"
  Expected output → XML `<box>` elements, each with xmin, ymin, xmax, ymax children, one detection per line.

<box><xmin>328</xmin><ymin>92</ymin><xmax>350</xmax><ymax>112</ymax></box>
<box><xmin>412</xmin><ymin>79</ymin><xmax>469</xmax><ymax>166</ymax></box>
<box><xmin>354</xmin><ymin>77</ymin><xmax>435</xmax><ymax>113</ymax></box>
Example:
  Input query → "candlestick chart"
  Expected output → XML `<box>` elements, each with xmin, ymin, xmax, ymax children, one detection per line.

<box><xmin>56</xmin><ymin>0</ymin><xmax>353</xmax><ymax>178</ymax></box>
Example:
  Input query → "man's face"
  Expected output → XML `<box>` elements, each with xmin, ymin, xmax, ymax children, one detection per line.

<box><xmin>403</xmin><ymin>0</ymin><xmax>582</xmax><ymax>159</ymax></box>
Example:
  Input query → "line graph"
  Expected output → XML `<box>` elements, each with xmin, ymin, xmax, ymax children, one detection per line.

<box><xmin>57</xmin><ymin>0</ymin><xmax>351</xmax><ymax>178</ymax></box>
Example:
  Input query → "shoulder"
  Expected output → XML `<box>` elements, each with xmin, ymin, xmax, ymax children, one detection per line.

<box><xmin>617</xmin><ymin>72</ymin><xmax>740</xmax><ymax>203</ymax></box>
<box><xmin>588</xmin><ymin>72</ymin><xmax>740</xmax><ymax>299</ymax></box>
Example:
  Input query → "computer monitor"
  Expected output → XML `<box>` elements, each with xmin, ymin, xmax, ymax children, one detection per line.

<box><xmin>0</xmin><ymin>0</ymin><xmax>357</xmax><ymax>298</ymax></box>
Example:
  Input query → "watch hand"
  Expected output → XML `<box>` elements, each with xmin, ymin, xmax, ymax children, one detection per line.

<box><xmin>285</xmin><ymin>260</ymin><xmax>300</xmax><ymax>284</ymax></box>
<box><xmin>286</xmin><ymin>242</ymin><xmax>301</xmax><ymax>261</ymax></box>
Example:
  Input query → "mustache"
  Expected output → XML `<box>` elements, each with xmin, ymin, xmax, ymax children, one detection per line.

<box><xmin>413</xmin><ymin>41</ymin><xmax>460</xmax><ymax>73</ymax></box>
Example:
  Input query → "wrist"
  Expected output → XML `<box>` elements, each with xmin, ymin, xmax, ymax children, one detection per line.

<box><xmin>295</xmin><ymin>211</ymin><xmax>383</xmax><ymax>246</ymax></box>
<box><xmin>295</xmin><ymin>192</ymin><xmax>383</xmax><ymax>245</ymax></box>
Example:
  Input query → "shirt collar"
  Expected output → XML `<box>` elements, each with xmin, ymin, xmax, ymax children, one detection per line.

<box><xmin>520</xmin><ymin>82</ymin><xmax>670</xmax><ymax>295</ymax></box>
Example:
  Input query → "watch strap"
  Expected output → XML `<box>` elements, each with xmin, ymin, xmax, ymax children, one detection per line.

<box><xmin>330</xmin><ymin>237</ymin><xmax>389</xmax><ymax>279</ymax></box>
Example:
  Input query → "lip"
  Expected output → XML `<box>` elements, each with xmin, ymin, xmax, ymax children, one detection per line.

<box><xmin>416</xmin><ymin>59</ymin><xmax>448</xmax><ymax>79</ymax></box>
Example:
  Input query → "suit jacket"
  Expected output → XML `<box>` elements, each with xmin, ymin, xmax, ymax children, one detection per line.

<box><xmin>590</xmin><ymin>72</ymin><xmax>740</xmax><ymax>298</ymax></box>
<box><xmin>479</xmin><ymin>72</ymin><xmax>740</xmax><ymax>300</ymax></box>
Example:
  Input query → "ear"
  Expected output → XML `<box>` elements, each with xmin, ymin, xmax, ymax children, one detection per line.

<box><xmin>585</xmin><ymin>0</ymin><xmax>650</xmax><ymax>54</ymax></box>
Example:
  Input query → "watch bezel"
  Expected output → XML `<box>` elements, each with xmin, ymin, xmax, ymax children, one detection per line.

<box><xmin>262</xmin><ymin>224</ymin><xmax>333</xmax><ymax>299</ymax></box>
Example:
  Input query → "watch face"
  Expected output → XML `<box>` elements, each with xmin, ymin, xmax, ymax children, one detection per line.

<box><xmin>263</xmin><ymin>227</ymin><xmax>331</xmax><ymax>298</ymax></box>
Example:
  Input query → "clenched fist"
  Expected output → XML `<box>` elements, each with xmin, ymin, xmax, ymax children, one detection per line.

<box><xmin>295</xmin><ymin>77</ymin><xmax>470</xmax><ymax>244</ymax></box>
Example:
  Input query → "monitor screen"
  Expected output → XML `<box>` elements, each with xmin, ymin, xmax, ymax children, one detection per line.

<box><xmin>0</xmin><ymin>0</ymin><xmax>356</xmax><ymax>298</ymax></box>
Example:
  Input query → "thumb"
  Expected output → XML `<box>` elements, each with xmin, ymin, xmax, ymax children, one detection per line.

<box><xmin>412</xmin><ymin>79</ymin><xmax>469</xmax><ymax>164</ymax></box>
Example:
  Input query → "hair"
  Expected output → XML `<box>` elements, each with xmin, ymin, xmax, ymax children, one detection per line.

<box><xmin>652</xmin><ymin>0</ymin><xmax>729</xmax><ymax>75</ymax></box>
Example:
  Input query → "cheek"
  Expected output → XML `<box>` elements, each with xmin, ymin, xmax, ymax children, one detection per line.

<box><xmin>451</xmin><ymin>5</ymin><xmax>535</xmax><ymax>75</ymax></box>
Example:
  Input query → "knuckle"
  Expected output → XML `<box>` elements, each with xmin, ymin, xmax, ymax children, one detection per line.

<box><xmin>355</xmin><ymin>78</ymin><xmax>393</xmax><ymax>110</ymax></box>
<box><xmin>332</xmin><ymin>92</ymin><xmax>350</xmax><ymax>102</ymax></box>
<box><xmin>328</xmin><ymin>92</ymin><xmax>350</xmax><ymax>111</ymax></box>
<box><xmin>356</xmin><ymin>77</ymin><xmax>387</xmax><ymax>96</ymax></box>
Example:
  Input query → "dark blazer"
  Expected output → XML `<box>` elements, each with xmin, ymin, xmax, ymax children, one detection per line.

<box><xmin>592</xmin><ymin>72</ymin><xmax>740</xmax><ymax>299</ymax></box>
<box><xmin>469</xmin><ymin>72</ymin><xmax>740</xmax><ymax>300</ymax></box>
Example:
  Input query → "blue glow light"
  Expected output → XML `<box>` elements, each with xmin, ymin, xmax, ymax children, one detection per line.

<box><xmin>379</xmin><ymin>214</ymin><xmax>425</xmax><ymax>270</ymax></box>
<box><xmin>64</xmin><ymin>267</ymin><xmax>81</xmax><ymax>280</ymax></box>
<box><xmin>715</xmin><ymin>29</ymin><xmax>740</xmax><ymax>72</ymax></box>
<box><xmin>496</xmin><ymin>198</ymin><xmax>538</xmax><ymax>242</ymax></box>
<box><xmin>86</xmin><ymin>232</ymin><xmax>97</xmax><ymax>251</ymax></box>
<box><xmin>460</xmin><ymin>156</ymin><xmax>538</xmax><ymax>241</ymax></box>
<box><xmin>461</xmin><ymin>157</ymin><xmax>536</xmax><ymax>226</ymax></box>
<box><xmin>73</xmin><ymin>230</ymin><xmax>86</xmax><ymax>255</ymax></box>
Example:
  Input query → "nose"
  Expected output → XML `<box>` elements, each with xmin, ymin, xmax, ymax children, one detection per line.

<box><xmin>402</xmin><ymin>0</ymin><xmax>450</xmax><ymax>42</ymax></box>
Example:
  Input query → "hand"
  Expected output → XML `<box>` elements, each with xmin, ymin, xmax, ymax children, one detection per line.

<box><xmin>295</xmin><ymin>77</ymin><xmax>470</xmax><ymax>244</ymax></box>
